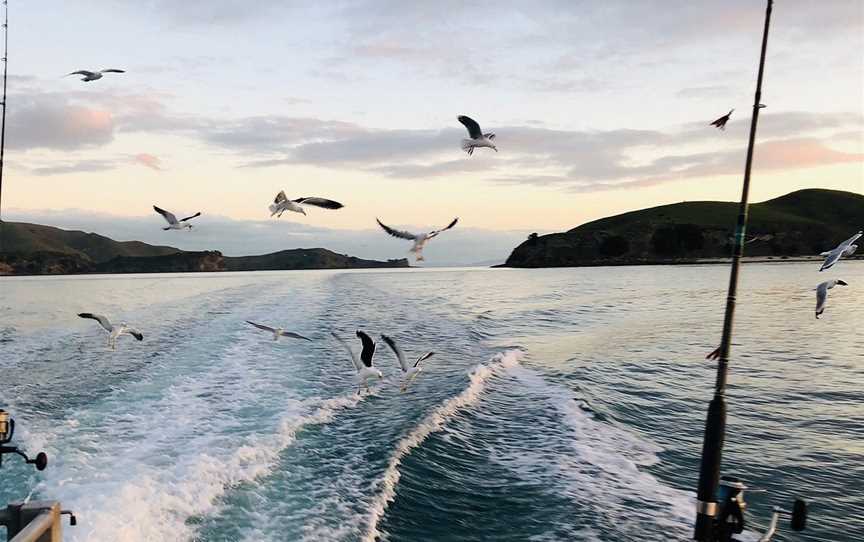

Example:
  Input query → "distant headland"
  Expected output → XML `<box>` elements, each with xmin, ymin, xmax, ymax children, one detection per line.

<box><xmin>500</xmin><ymin>189</ymin><xmax>863</xmax><ymax>268</ymax></box>
<box><xmin>0</xmin><ymin>221</ymin><xmax>408</xmax><ymax>276</ymax></box>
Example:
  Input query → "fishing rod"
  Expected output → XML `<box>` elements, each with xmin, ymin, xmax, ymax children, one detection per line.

<box><xmin>692</xmin><ymin>1</ymin><xmax>806</xmax><ymax>540</ymax></box>
<box><xmin>0</xmin><ymin>0</ymin><xmax>7</xmax><ymax>222</ymax></box>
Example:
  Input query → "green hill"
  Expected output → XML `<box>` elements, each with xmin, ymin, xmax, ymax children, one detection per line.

<box><xmin>503</xmin><ymin>189</ymin><xmax>864</xmax><ymax>268</ymax></box>
<box><xmin>0</xmin><ymin>221</ymin><xmax>408</xmax><ymax>275</ymax></box>
<box><xmin>0</xmin><ymin>222</ymin><xmax>180</xmax><ymax>262</ymax></box>
<box><xmin>225</xmin><ymin>249</ymin><xmax>408</xmax><ymax>271</ymax></box>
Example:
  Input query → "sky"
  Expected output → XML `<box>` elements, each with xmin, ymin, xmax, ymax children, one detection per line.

<box><xmin>2</xmin><ymin>0</ymin><xmax>862</xmax><ymax>265</ymax></box>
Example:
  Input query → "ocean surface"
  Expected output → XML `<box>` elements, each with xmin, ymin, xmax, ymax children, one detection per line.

<box><xmin>1</xmin><ymin>263</ymin><xmax>861</xmax><ymax>542</ymax></box>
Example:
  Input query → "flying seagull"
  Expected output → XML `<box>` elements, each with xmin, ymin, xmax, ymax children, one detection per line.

<box><xmin>78</xmin><ymin>313</ymin><xmax>143</xmax><ymax>350</ymax></box>
<box><xmin>819</xmin><ymin>231</ymin><xmax>861</xmax><ymax>272</ymax></box>
<box><xmin>331</xmin><ymin>330</ymin><xmax>383</xmax><ymax>395</ymax></box>
<box><xmin>376</xmin><ymin>217</ymin><xmax>458</xmax><ymax>262</ymax></box>
<box><xmin>153</xmin><ymin>205</ymin><xmax>201</xmax><ymax>230</ymax></box>
<box><xmin>66</xmin><ymin>69</ymin><xmax>125</xmax><ymax>82</ymax></box>
<box><xmin>710</xmin><ymin>109</ymin><xmax>734</xmax><ymax>130</ymax></box>
<box><xmin>815</xmin><ymin>279</ymin><xmax>848</xmax><ymax>319</ymax></box>
<box><xmin>380</xmin><ymin>334</ymin><xmax>433</xmax><ymax>392</ymax></box>
<box><xmin>246</xmin><ymin>321</ymin><xmax>312</xmax><ymax>342</ymax></box>
<box><xmin>269</xmin><ymin>190</ymin><xmax>344</xmax><ymax>218</ymax></box>
<box><xmin>458</xmin><ymin>115</ymin><xmax>497</xmax><ymax>155</ymax></box>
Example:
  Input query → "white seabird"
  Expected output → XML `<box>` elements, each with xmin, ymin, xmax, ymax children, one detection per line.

<box><xmin>269</xmin><ymin>191</ymin><xmax>344</xmax><ymax>218</ymax></box>
<box><xmin>376</xmin><ymin>217</ymin><xmax>458</xmax><ymax>262</ymax></box>
<box><xmin>380</xmin><ymin>334</ymin><xmax>433</xmax><ymax>392</ymax></box>
<box><xmin>154</xmin><ymin>205</ymin><xmax>201</xmax><ymax>230</ymax></box>
<box><xmin>815</xmin><ymin>279</ymin><xmax>848</xmax><ymax>319</ymax></box>
<box><xmin>819</xmin><ymin>231</ymin><xmax>861</xmax><ymax>272</ymax></box>
<box><xmin>78</xmin><ymin>313</ymin><xmax>143</xmax><ymax>350</ymax></box>
<box><xmin>331</xmin><ymin>330</ymin><xmax>383</xmax><ymax>395</ymax></box>
<box><xmin>66</xmin><ymin>69</ymin><xmax>125</xmax><ymax>82</ymax></box>
<box><xmin>246</xmin><ymin>321</ymin><xmax>311</xmax><ymax>342</ymax></box>
<box><xmin>458</xmin><ymin>115</ymin><xmax>497</xmax><ymax>156</ymax></box>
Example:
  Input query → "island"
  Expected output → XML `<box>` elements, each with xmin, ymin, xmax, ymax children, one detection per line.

<box><xmin>501</xmin><ymin>189</ymin><xmax>863</xmax><ymax>268</ymax></box>
<box><xmin>0</xmin><ymin>222</ymin><xmax>408</xmax><ymax>276</ymax></box>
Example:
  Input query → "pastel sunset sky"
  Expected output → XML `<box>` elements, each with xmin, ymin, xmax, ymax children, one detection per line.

<box><xmin>3</xmin><ymin>0</ymin><xmax>862</xmax><ymax>264</ymax></box>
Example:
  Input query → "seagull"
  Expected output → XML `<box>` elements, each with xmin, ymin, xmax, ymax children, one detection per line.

<box><xmin>66</xmin><ymin>69</ymin><xmax>125</xmax><ymax>82</ymax></box>
<box><xmin>380</xmin><ymin>334</ymin><xmax>433</xmax><ymax>392</ymax></box>
<box><xmin>458</xmin><ymin>115</ymin><xmax>497</xmax><ymax>155</ymax></box>
<box><xmin>153</xmin><ymin>205</ymin><xmax>201</xmax><ymax>230</ymax></box>
<box><xmin>819</xmin><ymin>231</ymin><xmax>861</xmax><ymax>272</ymax></box>
<box><xmin>245</xmin><ymin>321</ymin><xmax>312</xmax><ymax>342</ymax></box>
<box><xmin>376</xmin><ymin>217</ymin><xmax>458</xmax><ymax>262</ymax></box>
<box><xmin>331</xmin><ymin>331</ymin><xmax>383</xmax><ymax>395</ymax></box>
<box><xmin>815</xmin><ymin>279</ymin><xmax>848</xmax><ymax>319</ymax></box>
<box><xmin>710</xmin><ymin>109</ymin><xmax>734</xmax><ymax>130</ymax></box>
<box><xmin>78</xmin><ymin>313</ymin><xmax>143</xmax><ymax>350</ymax></box>
<box><xmin>269</xmin><ymin>191</ymin><xmax>344</xmax><ymax>218</ymax></box>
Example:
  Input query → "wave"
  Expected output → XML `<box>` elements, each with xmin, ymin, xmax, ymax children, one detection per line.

<box><xmin>55</xmin><ymin>394</ymin><xmax>361</xmax><ymax>542</ymax></box>
<box><xmin>361</xmin><ymin>348</ymin><xmax>524</xmax><ymax>542</ymax></box>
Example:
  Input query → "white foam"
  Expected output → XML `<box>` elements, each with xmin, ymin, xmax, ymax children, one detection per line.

<box><xmin>360</xmin><ymin>349</ymin><xmax>524</xmax><ymax>542</ymax></box>
<box><xmin>45</xmin><ymin>394</ymin><xmax>360</xmax><ymax>542</ymax></box>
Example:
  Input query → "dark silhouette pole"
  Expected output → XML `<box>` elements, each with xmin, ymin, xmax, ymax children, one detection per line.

<box><xmin>693</xmin><ymin>1</ymin><xmax>773</xmax><ymax>540</ymax></box>
<box><xmin>0</xmin><ymin>1</ymin><xmax>8</xmax><ymax>222</ymax></box>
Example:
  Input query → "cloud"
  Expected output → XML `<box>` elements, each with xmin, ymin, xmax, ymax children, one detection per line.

<box><xmin>134</xmin><ymin>153</ymin><xmax>163</xmax><ymax>171</ymax></box>
<box><xmin>7</xmin><ymin>95</ymin><xmax>115</xmax><ymax>150</ymax></box>
<box><xmin>5</xmin><ymin>208</ymin><xmax>530</xmax><ymax>267</ymax></box>
<box><xmin>29</xmin><ymin>160</ymin><xmax>116</xmax><ymax>177</ymax></box>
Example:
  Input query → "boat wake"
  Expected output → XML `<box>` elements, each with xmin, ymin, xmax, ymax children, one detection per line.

<box><xmin>361</xmin><ymin>349</ymin><xmax>524</xmax><ymax>542</ymax></box>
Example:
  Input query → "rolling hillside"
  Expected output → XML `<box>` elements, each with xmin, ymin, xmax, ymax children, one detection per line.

<box><xmin>503</xmin><ymin>189</ymin><xmax>864</xmax><ymax>267</ymax></box>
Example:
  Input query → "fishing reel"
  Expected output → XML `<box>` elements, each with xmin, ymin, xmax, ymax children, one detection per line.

<box><xmin>714</xmin><ymin>476</ymin><xmax>806</xmax><ymax>542</ymax></box>
<box><xmin>0</xmin><ymin>409</ymin><xmax>48</xmax><ymax>470</ymax></box>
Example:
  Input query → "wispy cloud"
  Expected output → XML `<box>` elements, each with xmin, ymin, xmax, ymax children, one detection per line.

<box><xmin>133</xmin><ymin>153</ymin><xmax>163</xmax><ymax>171</ymax></box>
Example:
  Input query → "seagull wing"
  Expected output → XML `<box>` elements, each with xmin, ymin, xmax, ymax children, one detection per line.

<box><xmin>428</xmin><ymin>217</ymin><xmax>459</xmax><ymax>238</ymax></box>
<box><xmin>246</xmin><ymin>320</ymin><xmax>276</xmax><ymax>333</ymax></box>
<box><xmin>125</xmin><ymin>327</ymin><xmax>144</xmax><ymax>341</ymax></box>
<box><xmin>274</xmin><ymin>190</ymin><xmax>288</xmax><ymax>204</ymax></box>
<box><xmin>356</xmin><ymin>330</ymin><xmax>376</xmax><ymax>367</ymax></box>
<box><xmin>380</xmin><ymin>334</ymin><xmax>408</xmax><ymax>372</ymax></box>
<box><xmin>331</xmin><ymin>331</ymin><xmax>362</xmax><ymax>371</ymax></box>
<box><xmin>179</xmin><ymin>212</ymin><xmax>201</xmax><ymax>222</ymax></box>
<box><xmin>414</xmin><ymin>351</ymin><xmax>434</xmax><ymax>367</ymax></box>
<box><xmin>78</xmin><ymin>312</ymin><xmax>113</xmax><ymax>332</ymax></box>
<box><xmin>153</xmin><ymin>205</ymin><xmax>178</xmax><ymax>225</ymax></box>
<box><xmin>67</xmin><ymin>70</ymin><xmax>96</xmax><ymax>77</ymax></box>
<box><xmin>458</xmin><ymin>115</ymin><xmax>483</xmax><ymax>139</ymax></box>
<box><xmin>377</xmin><ymin>218</ymin><xmax>417</xmax><ymax>240</ymax></box>
<box><xmin>278</xmin><ymin>331</ymin><xmax>312</xmax><ymax>341</ymax></box>
<box><xmin>815</xmin><ymin>282</ymin><xmax>829</xmax><ymax>318</ymax></box>
<box><xmin>840</xmin><ymin>231</ymin><xmax>863</xmax><ymax>249</ymax></box>
<box><xmin>293</xmin><ymin>197</ymin><xmax>344</xmax><ymax>210</ymax></box>
<box><xmin>820</xmin><ymin>248</ymin><xmax>843</xmax><ymax>272</ymax></box>
<box><xmin>100</xmin><ymin>69</ymin><xmax>126</xmax><ymax>74</ymax></box>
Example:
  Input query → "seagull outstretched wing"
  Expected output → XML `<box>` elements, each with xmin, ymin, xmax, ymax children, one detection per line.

<box><xmin>413</xmin><ymin>351</ymin><xmax>434</xmax><ymax>367</ymax></box>
<box><xmin>356</xmin><ymin>330</ymin><xmax>376</xmax><ymax>367</ymax></box>
<box><xmin>153</xmin><ymin>205</ymin><xmax>178</xmax><ymax>225</ymax></box>
<box><xmin>293</xmin><ymin>197</ymin><xmax>344</xmax><ymax>210</ymax></box>
<box><xmin>381</xmin><ymin>334</ymin><xmax>408</xmax><ymax>372</ymax></box>
<box><xmin>126</xmin><ymin>327</ymin><xmax>144</xmax><ymax>341</ymax></box>
<box><xmin>78</xmin><ymin>312</ymin><xmax>113</xmax><ymax>332</ymax></box>
<box><xmin>332</xmin><ymin>331</ymin><xmax>362</xmax><ymax>372</ymax></box>
<box><xmin>815</xmin><ymin>282</ymin><xmax>829</xmax><ymax>318</ymax></box>
<box><xmin>67</xmin><ymin>70</ymin><xmax>96</xmax><ymax>78</ymax></box>
<box><xmin>279</xmin><ymin>331</ymin><xmax>312</xmax><ymax>341</ymax></box>
<box><xmin>246</xmin><ymin>320</ymin><xmax>276</xmax><ymax>333</ymax></box>
<box><xmin>458</xmin><ymin>115</ymin><xmax>483</xmax><ymax>139</ymax></box>
<box><xmin>428</xmin><ymin>217</ymin><xmax>458</xmax><ymax>238</ymax></box>
<box><xmin>179</xmin><ymin>212</ymin><xmax>201</xmax><ymax>222</ymax></box>
<box><xmin>377</xmin><ymin>219</ymin><xmax>417</xmax><ymax>240</ymax></box>
<box><xmin>100</xmin><ymin>69</ymin><xmax>126</xmax><ymax>74</ymax></box>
